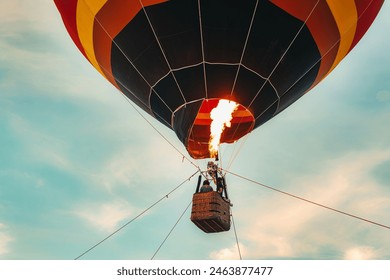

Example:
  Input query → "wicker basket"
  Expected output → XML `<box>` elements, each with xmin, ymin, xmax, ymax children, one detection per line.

<box><xmin>190</xmin><ymin>191</ymin><xmax>231</xmax><ymax>233</ymax></box>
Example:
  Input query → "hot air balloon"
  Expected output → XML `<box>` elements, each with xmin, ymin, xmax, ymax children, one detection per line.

<box><xmin>55</xmin><ymin>0</ymin><xmax>383</xmax><ymax>233</ymax></box>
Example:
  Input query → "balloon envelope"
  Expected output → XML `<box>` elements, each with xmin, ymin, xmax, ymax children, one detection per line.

<box><xmin>55</xmin><ymin>0</ymin><xmax>383</xmax><ymax>158</ymax></box>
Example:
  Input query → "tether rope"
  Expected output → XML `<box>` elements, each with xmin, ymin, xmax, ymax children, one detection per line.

<box><xmin>231</xmin><ymin>210</ymin><xmax>242</xmax><ymax>260</ymax></box>
<box><xmin>74</xmin><ymin>170</ymin><xmax>198</xmax><ymax>260</ymax></box>
<box><xmin>224</xmin><ymin>169</ymin><xmax>390</xmax><ymax>230</ymax></box>
<box><xmin>151</xmin><ymin>200</ymin><xmax>193</xmax><ymax>260</ymax></box>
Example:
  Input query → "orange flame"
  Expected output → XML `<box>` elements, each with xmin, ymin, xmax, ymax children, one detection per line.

<box><xmin>208</xmin><ymin>99</ymin><xmax>239</xmax><ymax>158</ymax></box>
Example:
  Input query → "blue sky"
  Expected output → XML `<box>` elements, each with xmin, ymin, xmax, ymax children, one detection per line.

<box><xmin>1</xmin><ymin>0</ymin><xmax>390</xmax><ymax>260</ymax></box>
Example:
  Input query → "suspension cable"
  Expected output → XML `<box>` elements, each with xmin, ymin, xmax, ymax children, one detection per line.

<box><xmin>74</xmin><ymin>170</ymin><xmax>199</xmax><ymax>260</ymax></box>
<box><xmin>224</xmin><ymin>133</ymin><xmax>251</xmax><ymax>173</ymax></box>
<box><xmin>224</xmin><ymin>169</ymin><xmax>390</xmax><ymax>230</ymax></box>
<box><xmin>231</xmin><ymin>209</ymin><xmax>242</xmax><ymax>260</ymax></box>
<box><xmin>151</xmin><ymin>200</ymin><xmax>193</xmax><ymax>260</ymax></box>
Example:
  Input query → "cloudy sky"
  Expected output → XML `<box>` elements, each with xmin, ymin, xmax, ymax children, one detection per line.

<box><xmin>1</xmin><ymin>0</ymin><xmax>390</xmax><ymax>260</ymax></box>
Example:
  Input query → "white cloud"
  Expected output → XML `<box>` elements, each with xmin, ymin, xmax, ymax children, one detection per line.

<box><xmin>0</xmin><ymin>224</ymin><xmax>13</xmax><ymax>257</ymax></box>
<box><xmin>0</xmin><ymin>0</ymin><xmax>116</xmax><ymax>104</ymax></box>
<box><xmin>343</xmin><ymin>246</ymin><xmax>378</xmax><ymax>260</ymax></box>
<box><xmin>7</xmin><ymin>113</ymin><xmax>72</xmax><ymax>170</ymax></box>
<box><xmin>91</xmin><ymin>132</ymin><xmax>197</xmax><ymax>192</ymax></box>
<box><xmin>0</xmin><ymin>1</ymin><xmax>65</xmax><ymax>37</ymax></box>
<box><xmin>73</xmin><ymin>200</ymin><xmax>137</xmax><ymax>232</ymax></box>
<box><xmin>232</xmin><ymin>149</ymin><xmax>390</xmax><ymax>259</ymax></box>
<box><xmin>94</xmin><ymin>149</ymin><xmax>141</xmax><ymax>192</ymax></box>
<box><xmin>0</xmin><ymin>26</ymin><xmax>107</xmax><ymax>101</ymax></box>
<box><xmin>210</xmin><ymin>243</ymin><xmax>246</xmax><ymax>260</ymax></box>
